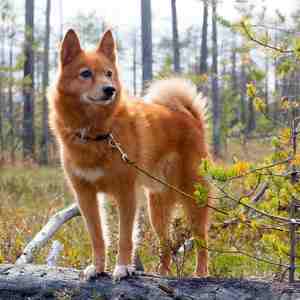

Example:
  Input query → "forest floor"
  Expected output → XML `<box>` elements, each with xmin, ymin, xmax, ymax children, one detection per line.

<box><xmin>0</xmin><ymin>138</ymin><xmax>278</xmax><ymax>279</ymax></box>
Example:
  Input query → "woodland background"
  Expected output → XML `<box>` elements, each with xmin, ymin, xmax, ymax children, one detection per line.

<box><xmin>1</xmin><ymin>0</ymin><xmax>300</xmax><ymax>281</ymax></box>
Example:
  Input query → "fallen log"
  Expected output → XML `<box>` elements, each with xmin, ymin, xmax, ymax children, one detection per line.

<box><xmin>0</xmin><ymin>264</ymin><xmax>299</xmax><ymax>300</ymax></box>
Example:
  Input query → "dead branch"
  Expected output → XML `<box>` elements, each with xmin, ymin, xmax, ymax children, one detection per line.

<box><xmin>15</xmin><ymin>203</ymin><xmax>80</xmax><ymax>265</ymax></box>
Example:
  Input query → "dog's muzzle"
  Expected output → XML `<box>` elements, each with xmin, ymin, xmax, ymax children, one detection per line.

<box><xmin>85</xmin><ymin>85</ymin><xmax>116</xmax><ymax>104</ymax></box>
<box><xmin>102</xmin><ymin>85</ymin><xmax>116</xmax><ymax>99</ymax></box>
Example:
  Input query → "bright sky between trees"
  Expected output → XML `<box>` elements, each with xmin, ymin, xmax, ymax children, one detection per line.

<box><xmin>51</xmin><ymin>0</ymin><xmax>296</xmax><ymax>33</ymax></box>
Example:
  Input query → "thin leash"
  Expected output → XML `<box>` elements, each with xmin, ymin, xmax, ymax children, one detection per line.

<box><xmin>107</xmin><ymin>133</ymin><xmax>227</xmax><ymax>216</ymax></box>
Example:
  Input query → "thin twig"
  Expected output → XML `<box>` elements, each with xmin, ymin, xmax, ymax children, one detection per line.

<box><xmin>251</xmin><ymin>24</ymin><xmax>297</xmax><ymax>34</ymax></box>
<box><xmin>132</xmin><ymin>163</ymin><xmax>228</xmax><ymax>215</ymax></box>
<box><xmin>212</xmin><ymin>218</ymin><xmax>290</xmax><ymax>233</ymax></box>
<box><xmin>213</xmin><ymin>181</ymin><xmax>297</xmax><ymax>224</ymax></box>
<box><xmin>226</xmin><ymin>157</ymin><xmax>292</xmax><ymax>181</ymax></box>
<box><xmin>260</xmin><ymin>109</ymin><xmax>287</xmax><ymax>128</ymax></box>
<box><xmin>108</xmin><ymin>134</ymin><xmax>228</xmax><ymax>216</ymax></box>
<box><xmin>241</xmin><ymin>22</ymin><xmax>293</xmax><ymax>54</ymax></box>
<box><xmin>201</xmin><ymin>245</ymin><xmax>289</xmax><ymax>268</ymax></box>
<box><xmin>252</xmin><ymin>183</ymin><xmax>269</xmax><ymax>203</ymax></box>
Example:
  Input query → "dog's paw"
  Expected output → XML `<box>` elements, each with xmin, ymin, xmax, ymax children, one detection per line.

<box><xmin>81</xmin><ymin>263</ymin><xmax>110</xmax><ymax>281</ymax></box>
<box><xmin>113</xmin><ymin>265</ymin><xmax>135</xmax><ymax>281</ymax></box>
<box><xmin>82</xmin><ymin>264</ymin><xmax>97</xmax><ymax>280</ymax></box>
<box><xmin>82</xmin><ymin>264</ymin><xmax>109</xmax><ymax>280</ymax></box>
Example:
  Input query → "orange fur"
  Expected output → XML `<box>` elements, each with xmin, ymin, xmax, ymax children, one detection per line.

<box><xmin>49</xmin><ymin>29</ymin><xmax>211</xmax><ymax>279</ymax></box>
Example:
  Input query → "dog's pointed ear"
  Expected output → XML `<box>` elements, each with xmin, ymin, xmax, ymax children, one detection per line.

<box><xmin>97</xmin><ymin>30</ymin><xmax>117</xmax><ymax>63</ymax></box>
<box><xmin>60</xmin><ymin>29</ymin><xmax>82</xmax><ymax>66</ymax></box>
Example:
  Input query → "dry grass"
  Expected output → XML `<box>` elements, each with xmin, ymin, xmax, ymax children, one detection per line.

<box><xmin>0</xmin><ymin>138</ymin><xmax>275</xmax><ymax>277</ymax></box>
<box><xmin>0</xmin><ymin>164</ymin><xmax>160</xmax><ymax>272</ymax></box>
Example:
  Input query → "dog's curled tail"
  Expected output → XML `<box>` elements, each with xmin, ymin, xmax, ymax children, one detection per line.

<box><xmin>145</xmin><ymin>78</ymin><xmax>208</xmax><ymax>125</ymax></box>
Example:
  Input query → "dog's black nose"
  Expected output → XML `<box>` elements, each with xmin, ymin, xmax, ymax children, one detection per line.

<box><xmin>103</xmin><ymin>86</ymin><xmax>116</xmax><ymax>97</ymax></box>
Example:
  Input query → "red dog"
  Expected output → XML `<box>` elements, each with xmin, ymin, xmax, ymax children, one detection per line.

<box><xmin>49</xmin><ymin>29</ymin><xmax>211</xmax><ymax>280</ymax></box>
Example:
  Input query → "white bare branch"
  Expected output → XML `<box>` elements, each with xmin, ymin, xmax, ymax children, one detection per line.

<box><xmin>15</xmin><ymin>203</ymin><xmax>80</xmax><ymax>265</ymax></box>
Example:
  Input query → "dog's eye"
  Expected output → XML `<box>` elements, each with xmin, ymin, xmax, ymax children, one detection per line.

<box><xmin>80</xmin><ymin>69</ymin><xmax>92</xmax><ymax>79</ymax></box>
<box><xmin>105</xmin><ymin>70</ymin><xmax>113</xmax><ymax>78</ymax></box>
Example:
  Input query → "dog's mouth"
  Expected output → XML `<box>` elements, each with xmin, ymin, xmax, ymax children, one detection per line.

<box><xmin>87</xmin><ymin>95</ymin><xmax>114</xmax><ymax>102</ymax></box>
<box><xmin>83</xmin><ymin>94</ymin><xmax>116</xmax><ymax>105</ymax></box>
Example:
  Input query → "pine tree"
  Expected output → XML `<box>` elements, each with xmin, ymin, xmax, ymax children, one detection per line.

<box><xmin>23</xmin><ymin>0</ymin><xmax>35</xmax><ymax>159</ymax></box>
<box><xmin>141</xmin><ymin>0</ymin><xmax>153</xmax><ymax>91</ymax></box>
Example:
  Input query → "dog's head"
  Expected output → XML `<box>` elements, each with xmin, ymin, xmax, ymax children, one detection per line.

<box><xmin>57</xmin><ymin>29</ymin><xmax>121</xmax><ymax>107</ymax></box>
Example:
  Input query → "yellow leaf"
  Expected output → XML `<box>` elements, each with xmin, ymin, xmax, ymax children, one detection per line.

<box><xmin>239</xmin><ymin>213</ymin><xmax>246</xmax><ymax>222</ymax></box>
<box><xmin>232</xmin><ymin>161</ymin><xmax>250</xmax><ymax>176</ymax></box>
<box><xmin>292</xmin><ymin>154</ymin><xmax>300</xmax><ymax>166</ymax></box>
<box><xmin>254</xmin><ymin>97</ymin><xmax>266</xmax><ymax>112</ymax></box>
<box><xmin>247</xmin><ymin>83</ymin><xmax>257</xmax><ymax>98</ymax></box>
<box><xmin>280</xmin><ymin>97</ymin><xmax>290</xmax><ymax>110</ymax></box>
<box><xmin>279</xmin><ymin>128</ymin><xmax>291</xmax><ymax>145</ymax></box>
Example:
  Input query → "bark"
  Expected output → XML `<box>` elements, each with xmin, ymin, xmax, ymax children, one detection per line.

<box><xmin>211</xmin><ymin>0</ymin><xmax>221</xmax><ymax>157</ymax></box>
<box><xmin>132</xmin><ymin>31</ymin><xmax>137</xmax><ymax>96</ymax></box>
<box><xmin>273</xmin><ymin>22</ymin><xmax>280</xmax><ymax>120</ymax></box>
<box><xmin>0</xmin><ymin>19</ymin><xmax>5</xmax><ymax>159</ymax></box>
<box><xmin>141</xmin><ymin>0</ymin><xmax>153</xmax><ymax>92</ymax></box>
<box><xmin>247</xmin><ymin>96</ymin><xmax>256</xmax><ymax>134</ymax></box>
<box><xmin>171</xmin><ymin>0</ymin><xmax>180</xmax><ymax>73</ymax></box>
<box><xmin>0</xmin><ymin>85</ymin><xmax>3</xmax><ymax>160</ymax></box>
<box><xmin>264</xmin><ymin>50</ymin><xmax>269</xmax><ymax>115</ymax></box>
<box><xmin>199</xmin><ymin>0</ymin><xmax>208</xmax><ymax>75</ymax></box>
<box><xmin>1</xmin><ymin>264</ymin><xmax>299</xmax><ymax>300</ymax></box>
<box><xmin>240</xmin><ymin>58</ymin><xmax>247</xmax><ymax>127</ymax></box>
<box><xmin>40</xmin><ymin>0</ymin><xmax>51</xmax><ymax>165</ymax></box>
<box><xmin>23</xmin><ymin>0</ymin><xmax>35</xmax><ymax>160</ymax></box>
<box><xmin>231</xmin><ymin>34</ymin><xmax>237</xmax><ymax>95</ymax></box>
<box><xmin>8</xmin><ymin>32</ymin><xmax>15</xmax><ymax>162</ymax></box>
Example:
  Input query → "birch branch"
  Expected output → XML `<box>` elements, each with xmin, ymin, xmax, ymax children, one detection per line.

<box><xmin>15</xmin><ymin>203</ymin><xmax>80</xmax><ymax>265</ymax></box>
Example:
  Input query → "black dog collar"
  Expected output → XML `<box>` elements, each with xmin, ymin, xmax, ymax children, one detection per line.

<box><xmin>75</xmin><ymin>132</ymin><xmax>111</xmax><ymax>142</ymax></box>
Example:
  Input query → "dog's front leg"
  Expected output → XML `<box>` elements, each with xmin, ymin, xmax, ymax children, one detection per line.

<box><xmin>72</xmin><ymin>183</ymin><xmax>106</xmax><ymax>280</ymax></box>
<box><xmin>113</xmin><ymin>186</ymin><xmax>137</xmax><ymax>281</ymax></box>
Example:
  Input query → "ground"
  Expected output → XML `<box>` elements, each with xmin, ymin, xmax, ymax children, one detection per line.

<box><xmin>0</xmin><ymin>138</ymin><xmax>285</xmax><ymax>279</ymax></box>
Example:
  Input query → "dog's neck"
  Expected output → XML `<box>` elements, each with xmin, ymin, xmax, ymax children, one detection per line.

<box><xmin>50</xmin><ymin>88</ymin><xmax>122</xmax><ymax>141</ymax></box>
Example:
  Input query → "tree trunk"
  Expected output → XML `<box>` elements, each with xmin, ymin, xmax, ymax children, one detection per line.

<box><xmin>0</xmin><ymin>85</ymin><xmax>3</xmax><ymax>161</ymax></box>
<box><xmin>273</xmin><ymin>21</ymin><xmax>280</xmax><ymax>121</ymax></box>
<box><xmin>247</xmin><ymin>96</ymin><xmax>256</xmax><ymax>134</ymax></box>
<box><xmin>8</xmin><ymin>33</ymin><xmax>15</xmax><ymax>163</ymax></box>
<box><xmin>199</xmin><ymin>0</ymin><xmax>208</xmax><ymax>76</ymax></box>
<box><xmin>240</xmin><ymin>57</ymin><xmax>247</xmax><ymax>127</ymax></box>
<box><xmin>40</xmin><ymin>0</ymin><xmax>51</xmax><ymax>165</ymax></box>
<box><xmin>132</xmin><ymin>31</ymin><xmax>137</xmax><ymax>96</ymax></box>
<box><xmin>0</xmin><ymin>19</ymin><xmax>5</xmax><ymax>160</ymax></box>
<box><xmin>231</xmin><ymin>33</ymin><xmax>238</xmax><ymax>95</ymax></box>
<box><xmin>171</xmin><ymin>0</ymin><xmax>180</xmax><ymax>73</ymax></box>
<box><xmin>23</xmin><ymin>0</ymin><xmax>35</xmax><ymax>160</ymax></box>
<box><xmin>1</xmin><ymin>264</ymin><xmax>298</xmax><ymax>300</ymax></box>
<box><xmin>211</xmin><ymin>0</ymin><xmax>221</xmax><ymax>157</ymax></box>
<box><xmin>264</xmin><ymin>48</ymin><xmax>269</xmax><ymax>115</ymax></box>
<box><xmin>141</xmin><ymin>0</ymin><xmax>153</xmax><ymax>92</ymax></box>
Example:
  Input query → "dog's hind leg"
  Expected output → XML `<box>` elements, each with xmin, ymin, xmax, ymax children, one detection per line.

<box><xmin>180</xmin><ymin>177</ymin><xmax>210</xmax><ymax>277</ymax></box>
<box><xmin>147</xmin><ymin>190</ymin><xmax>175</xmax><ymax>275</ymax></box>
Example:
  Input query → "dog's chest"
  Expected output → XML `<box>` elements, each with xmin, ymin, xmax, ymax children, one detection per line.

<box><xmin>70</xmin><ymin>165</ymin><xmax>106</xmax><ymax>182</ymax></box>
<box><xmin>61</xmin><ymin>143</ymin><xmax>112</xmax><ymax>183</ymax></box>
